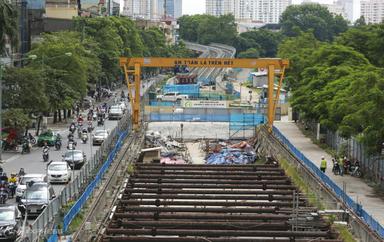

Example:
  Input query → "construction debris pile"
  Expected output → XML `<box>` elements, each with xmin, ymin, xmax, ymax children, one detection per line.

<box><xmin>205</xmin><ymin>140</ymin><xmax>257</xmax><ymax>165</ymax></box>
<box><xmin>145</xmin><ymin>130</ymin><xmax>190</xmax><ymax>164</ymax></box>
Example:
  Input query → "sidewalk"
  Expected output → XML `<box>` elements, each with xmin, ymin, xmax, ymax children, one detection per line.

<box><xmin>274</xmin><ymin>118</ymin><xmax>384</xmax><ymax>225</ymax></box>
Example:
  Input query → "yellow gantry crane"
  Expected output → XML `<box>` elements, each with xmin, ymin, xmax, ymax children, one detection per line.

<box><xmin>120</xmin><ymin>57</ymin><xmax>289</xmax><ymax>132</ymax></box>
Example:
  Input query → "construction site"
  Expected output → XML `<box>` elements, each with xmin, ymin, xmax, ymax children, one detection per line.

<box><xmin>60</xmin><ymin>44</ymin><xmax>384</xmax><ymax>242</ymax></box>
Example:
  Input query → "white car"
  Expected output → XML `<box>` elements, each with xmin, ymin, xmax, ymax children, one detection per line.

<box><xmin>118</xmin><ymin>101</ymin><xmax>127</xmax><ymax>113</ymax></box>
<box><xmin>156</xmin><ymin>92</ymin><xmax>189</xmax><ymax>102</ymax></box>
<box><xmin>92</xmin><ymin>129</ymin><xmax>109</xmax><ymax>145</ymax></box>
<box><xmin>108</xmin><ymin>106</ymin><xmax>123</xmax><ymax>120</ymax></box>
<box><xmin>47</xmin><ymin>161</ymin><xmax>72</xmax><ymax>184</ymax></box>
<box><xmin>16</xmin><ymin>174</ymin><xmax>47</xmax><ymax>202</ymax></box>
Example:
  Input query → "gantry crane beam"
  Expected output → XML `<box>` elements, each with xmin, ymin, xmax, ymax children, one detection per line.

<box><xmin>120</xmin><ymin>57</ymin><xmax>289</xmax><ymax>132</ymax></box>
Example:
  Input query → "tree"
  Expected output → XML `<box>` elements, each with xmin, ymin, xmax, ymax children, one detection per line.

<box><xmin>2</xmin><ymin>67</ymin><xmax>48</xmax><ymax>113</ymax></box>
<box><xmin>0</xmin><ymin>1</ymin><xmax>17</xmax><ymax>53</ymax></box>
<box><xmin>280</xmin><ymin>4</ymin><xmax>348</xmax><ymax>41</ymax></box>
<box><xmin>336</xmin><ymin>24</ymin><xmax>384</xmax><ymax>67</ymax></box>
<box><xmin>277</xmin><ymin>32</ymin><xmax>322</xmax><ymax>89</ymax></box>
<box><xmin>73</xmin><ymin>17</ymin><xmax>123</xmax><ymax>85</ymax></box>
<box><xmin>235</xmin><ymin>29</ymin><xmax>283</xmax><ymax>57</ymax></box>
<box><xmin>354</xmin><ymin>16</ymin><xmax>366</xmax><ymax>27</ymax></box>
<box><xmin>2</xmin><ymin>109</ymin><xmax>30</xmax><ymax>129</ymax></box>
<box><xmin>238</xmin><ymin>48</ymin><xmax>261</xmax><ymax>58</ymax></box>
<box><xmin>178</xmin><ymin>14</ymin><xmax>237</xmax><ymax>45</ymax></box>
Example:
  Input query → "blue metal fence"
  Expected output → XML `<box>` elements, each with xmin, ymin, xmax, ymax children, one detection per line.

<box><xmin>163</xmin><ymin>84</ymin><xmax>200</xmax><ymax>97</ymax></box>
<box><xmin>62</xmin><ymin>130</ymin><xmax>128</xmax><ymax>232</ymax></box>
<box><xmin>273</xmin><ymin>126</ymin><xmax>384</xmax><ymax>239</ymax></box>
<box><xmin>149</xmin><ymin>113</ymin><xmax>265</xmax><ymax>124</ymax></box>
<box><xmin>46</xmin><ymin>226</ymin><xmax>58</xmax><ymax>242</ymax></box>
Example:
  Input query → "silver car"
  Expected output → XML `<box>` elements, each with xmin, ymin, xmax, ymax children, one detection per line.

<box><xmin>108</xmin><ymin>106</ymin><xmax>123</xmax><ymax>120</ymax></box>
<box><xmin>92</xmin><ymin>129</ymin><xmax>109</xmax><ymax>145</ymax></box>
<box><xmin>15</xmin><ymin>174</ymin><xmax>47</xmax><ymax>203</ymax></box>
<box><xmin>63</xmin><ymin>150</ymin><xmax>86</xmax><ymax>169</ymax></box>
<box><xmin>18</xmin><ymin>183</ymin><xmax>56</xmax><ymax>218</ymax></box>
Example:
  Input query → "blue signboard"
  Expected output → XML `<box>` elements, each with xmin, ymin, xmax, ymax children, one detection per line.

<box><xmin>27</xmin><ymin>0</ymin><xmax>45</xmax><ymax>10</ymax></box>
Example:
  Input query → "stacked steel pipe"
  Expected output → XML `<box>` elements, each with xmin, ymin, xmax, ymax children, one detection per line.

<box><xmin>102</xmin><ymin>163</ymin><xmax>341</xmax><ymax>242</ymax></box>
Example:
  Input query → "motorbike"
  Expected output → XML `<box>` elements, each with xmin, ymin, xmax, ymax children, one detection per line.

<box><xmin>81</xmin><ymin>131</ymin><xmax>88</xmax><ymax>144</ymax></box>
<box><xmin>0</xmin><ymin>181</ymin><xmax>8</xmax><ymax>204</ymax></box>
<box><xmin>42</xmin><ymin>147</ymin><xmax>49</xmax><ymax>162</ymax></box>
<box><xmin>8</xmin><ymin>182</ymin><xmax>16</xmax><ymax>198</ymax></box>
<box><xmin>87</xmin><ymin>121</ymin><xmax>93</xmax><ymax>133</ymax></box>
<box><xmin>2</xmin><ymin>140</ymin><xmax>19</xmax><ymax>152</ymax></box>
<box><xmin>332</xmin><ymin>161</ymin><xmax>340</xmax><ymax>175</ymax></box>
<box><xmin>67</xmin><ymin>140</ymin><xmax>77</xmax><ymax>150</ymax></box>
<box><xmin>55</xmin><ymin>138</ymin><xmax>62</xmax><ymax>151</ymax></box>
<box><xmin>21</xmin><ymin>140</ymin><xmax>31</xmax><ymax>154</ymax></box>
<box><xmin>97</xmin><ymin>116</ymin><xmax>104</xmax><ymax>126</ymax></box>
<box><xmin>350</xmin><ymin>164</ymin><xmax>362</xmax><ymax>177</ymax></box>
<box><xmin>27</xmin><ymin>133</ymin><xmax>36</xmax><ymax>145</ymax></box>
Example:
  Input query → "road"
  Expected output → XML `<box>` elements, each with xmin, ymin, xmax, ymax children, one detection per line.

<box><xmin>1</xmin><ymin>75</ymin><xmax>161</xmax><ymax>205</ymax></box>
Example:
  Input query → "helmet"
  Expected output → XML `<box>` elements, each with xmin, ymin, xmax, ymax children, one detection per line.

<box><xmin>11</xmin><ymin>173</ymin><xmax>16</xmax><ymax>177</ymax></box>
<box><xmin>321</xmin><ymin>156</ymin><xmax>325</xmax><ymax>159</ymax></box>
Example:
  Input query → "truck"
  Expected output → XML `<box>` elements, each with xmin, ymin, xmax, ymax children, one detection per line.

<box><xmin>156</xmin><ymin>92</ymin><xmax>189</xmax><ymax>102</ymax></box>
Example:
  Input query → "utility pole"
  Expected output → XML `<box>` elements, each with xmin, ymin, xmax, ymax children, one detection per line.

<box><xmin>163</xmin><ymin>0</ymin><xmax>167</xmax><ymax>19</ymax></box>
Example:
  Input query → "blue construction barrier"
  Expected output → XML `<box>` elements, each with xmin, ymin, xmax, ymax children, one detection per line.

<box><xmin>149</xmin><ymin>113</ymin><xmax>265</xmax><ymax>124</ymax></box>
<box><xmin>62</xmin><ymin>130</ymin><xmax>128</xmax><ymax>232</ymax></box>
<box><xmin>273</xmin><ymin>126</ymin><xmax>384</xmax><ymax>239</ymax></box>
<box><xmin>46</xmin><ymin>226</ymin><xmax>58</xmax><ymax>242</ymax></box>
<box><xmin>163</xmin><ymin>84</ymin><xmax>200</xmax><ymax>97</ymax></box>
<box><xmin>229</xmin><ymin>114</ymin><xmax>265</xmax><ymax>130</ymax></box>
<box><xmin>149</xmin><ymin>101</ymin><xmax>178</xmax><ymax>106</ymax></box>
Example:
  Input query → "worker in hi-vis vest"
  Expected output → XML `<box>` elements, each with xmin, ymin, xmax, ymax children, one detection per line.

<box><xmin>320</xmin><ymin>156</ymin><xmax>327</xmax><ymax>173</ymax></box>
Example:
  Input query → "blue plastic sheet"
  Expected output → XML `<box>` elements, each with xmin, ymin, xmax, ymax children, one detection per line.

<box><xmin>206</xmin><ymin>148</ymin><xmax>255</xmax><ymax>165</ymax></box>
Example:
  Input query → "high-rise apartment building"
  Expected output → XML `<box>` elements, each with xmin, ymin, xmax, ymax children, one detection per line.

<box><xmin>336</xmin><ymin>0</ymin><xmax>354</xmax><ymax>22</ymax></box>
<box><xmin>206</xmin><ymin>0</ymin><xmax>291</xmax><ymax>24</ymax></box>
<box><xmin>158</xmin><ymin>0</ymin><xmax>183</xmax><ymax>19</ymax></box>
<box><xmin>361</xmin><ymin>0</ymin><xmax>384</xmax><ymax>23</ymax></box>
<box><xmin>124</xmin><ymin>0</ymin><xmax>151</xmax><ymax>19</ymax></box>
<box><xmin>124</xmin><ymin>0</ymin><xmax>182</xmax><ymax>19</ymax></box>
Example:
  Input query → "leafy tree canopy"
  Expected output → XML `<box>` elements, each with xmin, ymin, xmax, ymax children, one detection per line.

<box><xmin>280</xmin><ymin>3</ymin><xmax>348</xmax><ymax>41</ymax></box>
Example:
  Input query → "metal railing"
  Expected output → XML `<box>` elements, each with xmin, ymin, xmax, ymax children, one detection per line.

<box><xmin>24</xmin><ymin>114</ymin><xmax>131</xmax><ymax>242</ymax></box>
<box><xmin>273</xmin><ymin>126</ymin><xmax>384</xmax><ymax>240</ymax></box>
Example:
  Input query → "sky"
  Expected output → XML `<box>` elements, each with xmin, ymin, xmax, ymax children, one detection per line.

<box><xmin>182</xmin><ymin>0</ymin><xmax>350</xmax><ymax>15</ymax></box>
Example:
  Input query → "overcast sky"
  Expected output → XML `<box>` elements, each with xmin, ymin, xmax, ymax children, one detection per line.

<box><xmin>182</xmin><ymin>0</ymin><xmax>349</xmax><ymax>15</ymax></box>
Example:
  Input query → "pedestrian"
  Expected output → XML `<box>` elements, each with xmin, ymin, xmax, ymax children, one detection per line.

<box><xmin>75</xmin><ymin>104</ymin><xmax>80</xmax><ymax>117</ymax></box>
<box><xmin>320</xmin><ymin>156</ymin><xmax>327</xmax><ymax>173</ymax></box>
<box><xmin>338</xmin><ymin>156</ymin><xmax>344</xmax><ymax>176</ymax></box>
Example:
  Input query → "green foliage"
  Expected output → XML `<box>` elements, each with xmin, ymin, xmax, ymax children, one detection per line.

<box><xmin>278</xmin><ymin>32</ymin><xmax>323</xmax><ymax>89</ymax></box>
<box><xmin>336</xmin><ymin>24</ymin><xmax>384</xmax><ymax>67</ymax></box>
<box><xmin>280</xmin><ymin>3</ymin><xmax>348</xmax><ymax>41</ymax></box>
<box><xmin>238</xmin><ymin>48</ymin><xmax>261</xmax><ymax>58</ymax></box>
<box><xmin>235</xmin><ymin>29</ymin><xmax>283</xmax><ymax>57</ymax></box>
<box><xmin>0</xmin><ymin>1</ymin><xmax>18</xmax><ymax>53</ymax></box>
<box><xmin>178</xmin><ymin>14</ymin><xmax>237</xmax><ymax>45</ymax></box>
<box><xmin>2</xmin><ymin>109</ymin><xmax>30</xmax><ymax>129</ymax></box>
<box><xmin>3</xmin><ymin>67</ymin><xmax>48</xmax><ymax>113</ymax></box>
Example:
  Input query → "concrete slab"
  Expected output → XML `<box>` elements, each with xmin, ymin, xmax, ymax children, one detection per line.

<box><xmin>275</xmin><ymin>119</ymin><xmax>384</xmax><ymax>225</ymax></box>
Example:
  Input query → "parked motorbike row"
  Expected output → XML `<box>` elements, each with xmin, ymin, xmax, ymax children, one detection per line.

<box><xmin>332</xmin><ymin>157</ymin><xmax>362</xmax><ymax>178</ymax></box>
<box><xmin>1</xmin><ymin>133</ymin><xmax>36</xmax><ymax>154</ymax></box>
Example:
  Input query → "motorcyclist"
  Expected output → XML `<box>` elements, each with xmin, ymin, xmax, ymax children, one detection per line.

<box><xmin>77</xmin><ymin>114</ymin><xmax>84</xmax><ymax>125</ymax></box>
<box><xmin>18</xmin><ymin>168</ymin><xmax>25</xmax><ymax>177</ymax></box>
<box><xmin>8</xmin><ymin>173</ymin><xmax>17</xmax><ymax>197</ymax></box>
<box><xmin>0</xmin><ymin>173</ymin><xmax>8</xmax><ymax>184</ymax></box>
<box><xmin>67</xmin><ymin>133</ymin><xmax>75</xmax><ymax>142</ymax></box>
<box><xmin>55</xmin><ymin>133</ymin><xmax>62</xmax><ymax>150</ymax></box>
<box><xmin>81</xmin><ymin>128</ymin><xmax>88</xmax><ymax>143</ymax></box>
<box><xmin>8</xmin><ymin>174</ymin><xmax>17</xmax><ymax>184</ymax></box>
<box><xmin>69</xmin><ymin>121</ymin><xmax>76</xmax><ymax>133</ymax></box>
<box><xmin>42</xmin><ymin>142</ymin><xmax>49</xmax><ymax>162</ymax></box>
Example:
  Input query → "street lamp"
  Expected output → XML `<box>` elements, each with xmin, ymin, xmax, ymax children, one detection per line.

<box><xmin>0</xmin><ymin>54</ymin><xmax>38</xmax><ymax>161</ymax></box>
